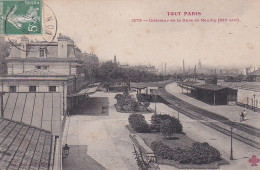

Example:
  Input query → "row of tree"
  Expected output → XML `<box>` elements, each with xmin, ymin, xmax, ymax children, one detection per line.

<box><xmin>0</xmin><ymin>38</ymin><xmax>10</xmax><ymax>76</ymax></box>
<box><xmin>84</xmin><ymin>61</ymin><xmax>169</xmax><ymax>84</ymax></box>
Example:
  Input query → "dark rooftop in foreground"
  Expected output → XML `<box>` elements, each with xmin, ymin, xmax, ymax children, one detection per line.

<box><xmin>0</xmin><ymin>118</ymin><xmax>53</xmax><ymax>170</ymax></box>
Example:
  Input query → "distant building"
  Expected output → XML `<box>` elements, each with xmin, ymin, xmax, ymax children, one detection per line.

<box><xmin>80</xmin><ymin>52</ymin><xmax>99</xmax><ymax>66</ymax></box>
<box><xmin>247</xmin><ymin>69</ymin><xmax>260</xmax><ymax>82</ymax></box>
<box><xmin>132</xmin><ymin>65</ymin><xmax>158</xmax><ymax>74</ymax></box>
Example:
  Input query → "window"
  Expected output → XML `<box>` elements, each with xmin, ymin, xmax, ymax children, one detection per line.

<box><xmin>35</xmin><ymin>65</ymin><xmax>49</xmax><ymax>70</ymax></box>
<box><xmin>49</xmin><ymin>86</ymin><xmax>56</xmax><ymax>92</ymax></box>
<box><xmin>39</xmin><ymin>49</ymin><xmax>45</xmax><ymax>58</ymax></box>
<box><xmin>29</xmin><ymin>86</ymin><xmax>37</xmax><ymax>92</ymax></box>
<box><xmin>9</xmin><ymin>86</ymin><xmax>17</xmax><ymax>92</ymax></box>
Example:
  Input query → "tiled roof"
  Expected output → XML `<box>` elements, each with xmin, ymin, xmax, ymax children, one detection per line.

<box><xmin>0</xmin><ymin>118</ymin><xmax>53</xmax><ymax>170</ymax></box>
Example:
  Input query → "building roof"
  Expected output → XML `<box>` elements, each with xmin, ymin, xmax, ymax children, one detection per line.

<box><xmin>194</xmin><ymin>83</ymin><xmax>227</xmax><ymax>91</ymax></box>
<box><xmin>67</xmin><ymin>83</ymin><xmax>100</xmax><ymax>97</ymax></box>
<box><xmin>5</xmin><ymin>57</ymin><xmax>82</xmax><ymax>64</ymax></box>
<box><xmin>181</xmin><ymin>80</ymin><xmax>227</xmax><ymax>91</ymax></box>
<box><xmin>0</xmin><ymin>117</ymin><xmax>53</xmax><ymax>169</ymax></box>
<box><xmin>250</xmin><ymin>69</ymin><xmax>260</xmax><ymax>76</ymax></box>
<box><xmin>2</xmin><ymin>93</ymin><xmax>61</xmax><ymax>135</ymax></box>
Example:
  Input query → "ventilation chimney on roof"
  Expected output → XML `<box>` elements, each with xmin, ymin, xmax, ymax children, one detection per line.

<box><xmin>21</xmin><ymin>36</ymin><xmax>29</xmax><ymax>58</ymax></box>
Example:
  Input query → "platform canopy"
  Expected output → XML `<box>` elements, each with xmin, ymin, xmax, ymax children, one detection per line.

<box><xmin>67</xmin><ymin>83</ymin><xmax>100</xmax><ymax>97</ymax></box>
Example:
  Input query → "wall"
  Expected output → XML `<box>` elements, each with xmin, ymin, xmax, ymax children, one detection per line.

<box><xmin>8</xmin><ymin>62</ymin><xmax>72</xmax><ymax>75</ymax></box>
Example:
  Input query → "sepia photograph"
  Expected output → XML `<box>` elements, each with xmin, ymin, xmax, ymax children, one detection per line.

<box><xmin>0</xmin><ymin>0</ymin><xmax>260</xmax><ymax>169</ymax></box>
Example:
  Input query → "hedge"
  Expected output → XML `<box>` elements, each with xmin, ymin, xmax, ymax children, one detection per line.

<box><xmin>151</xmin><ymin>141</ymin><xmax>221</xmax><ymax>164</ymax></box>
<box><xmin>128</xmin><ymin>114</ymin><xmax>150</xmax><ymax>133</ymax></box>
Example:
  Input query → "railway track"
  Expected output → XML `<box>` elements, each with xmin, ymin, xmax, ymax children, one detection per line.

<box><xmin>158</xmin><ymin>88</ymin><xmax>260</xmax><ymax>149</ymax></box>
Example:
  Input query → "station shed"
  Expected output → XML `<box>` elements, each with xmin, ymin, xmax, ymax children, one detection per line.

<box><xmin>180</xmin><ymin>81</ymin><xmax>237</xmax><ymax>105</ymax></box>
<box><xmin>130</xmin><ymin>82</ymin><xmax>164</xmax><ymax>95</ymax></box>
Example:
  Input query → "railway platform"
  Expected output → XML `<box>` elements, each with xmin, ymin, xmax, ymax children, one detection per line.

<box><xmin>165</xmin><ymin>82</ymin><xmax>260</xmax><ymax>130</ymax></box>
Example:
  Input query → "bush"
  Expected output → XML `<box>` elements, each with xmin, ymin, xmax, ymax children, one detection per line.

<box><xmin>191</xmin><ymin>142</ymin><xmax>221</xmax><ymax>164</ymax></box>
<box><xmin>151</xmin><ymin>114</ymin><xmax>182</xmax><ymax>133</ymax></box>
<box><xmin>116</xmin><ymin>93</ymin><xmax>150</xmax><ymax>112</ymax></box>
<box><xmin>128</xmin><ymin>114</ymin><xmax>150</xmax><ymax>133</ymax></box>
<box><xmin>151</xmin><ymin>141</ymin><xmax>175</xmax><ymax>160</ymax></box>
<box><xmin>160</xmin><ymin>120</ymin><xmax>175</xmax><ymax>138</ymax></box>
<box><xmin>151</xmin><ymin>141</ymin><xmax>221</xmax><ymax>164</ymax></box>
<box><xmin>115</xmin><ymin>94</ymin><xmax>123</xmax><ymax>100</ymax></box>
<box><xmin>136</xmin><ymin>94</ymin><xmax>148</xmax><ymax>102</ymax></box>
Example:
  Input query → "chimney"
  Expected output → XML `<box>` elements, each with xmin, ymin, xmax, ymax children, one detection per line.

<box><xmin>21</xmin><ymin>36</ymin><xmax>29</xmax><ymax>58</ymax></box>
<box><xmin>58</xmin><ymin>34</ymin><xmax>74</xmax><ymax>58</ymax></box>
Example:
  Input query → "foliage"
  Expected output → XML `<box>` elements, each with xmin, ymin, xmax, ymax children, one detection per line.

<box><xmin>92</xmin><ymin>61</ymin><xmax>168</xmax><ymax>84</ymax></box>
<box><xmin>128</xmin><ymin>114</ymin><xmax>150</xmax><ymax>133</ymax></box>
<box><xmin>191</xmin><ymin>142</ymin><xmax>221</xmax><ymax>164</ymax></box>
<box><xmin>160</xmin><ymin>119</ymin><xmax>175</xmax><ymax>138</ymax></box>
<box><xmin>0</xmin><ymin>39</ymin><xmax>10</xmax><ymax>76</ymax></box>
<box><xmin>151</xmin><ymin>114</ymin><xmax>182</xmax><ymax>133</ymax></box>
<box><xmin>136</xmin><ymin>94</ymin><xmax>148</xmax><ymax>102</ymax></box>
<box><xmin>151</xmin><ymin>141</ymin><xmax>221</xmax><ymax>164</ymax></box>
<box><xmin>115</xmin><ymin>93</ymin><xmax>150</xmax><ymax>112</ymax></box>
<box><xmin>115</xmin><ymin>94</ymin><xmax>124</xmax><ymax>100</ymax></box>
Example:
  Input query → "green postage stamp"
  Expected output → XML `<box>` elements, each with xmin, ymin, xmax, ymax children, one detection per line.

<box><xmin>0</xmin><ymin>0</ymin><xmax>42</xmax><ymax>35</ymax></box>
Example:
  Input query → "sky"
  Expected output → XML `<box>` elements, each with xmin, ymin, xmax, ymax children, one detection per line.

<box><xmin>45</xmin><ymin>0</ymin><xmax>260</xmax><ymax>70</ymax></box>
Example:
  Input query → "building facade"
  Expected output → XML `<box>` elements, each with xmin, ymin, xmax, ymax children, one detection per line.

<box><xmin>0</xmin><ymin>34</ymin><xmax>86</xmax><ymax>112</ymax></box>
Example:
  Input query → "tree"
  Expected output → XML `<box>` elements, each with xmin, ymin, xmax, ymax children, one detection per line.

<box><xmin>0</xmin><ymin>38</ymin><xmax>10</xmax><ymax>76</ymax></box>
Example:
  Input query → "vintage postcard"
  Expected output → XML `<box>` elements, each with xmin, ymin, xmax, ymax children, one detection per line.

<box><xmin>0</xmin><ymin>0</ymin><xmax>260</xmax><ymax>169</ymax></box>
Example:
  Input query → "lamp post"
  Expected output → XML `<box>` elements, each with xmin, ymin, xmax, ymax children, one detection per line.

<box><xmin>230</xmin><ymin>126</ymin><xmax>233</xmax><ymax>160</ymax></box>
<box><xmin>154</xmin><ymin>95</ymin><xmax>157</xmax><ymax>114</ymax></box>
<box><xmin>62</xmin><ymin>144</ymin><xmax>70</xmax><ymax>159</ymax></box>
<box><xmin>247</xmin><ymin>97</ymin><xmax>249</xmax><ymax>109</ymax></box>
<box><xmin>253</xmin><ymin>94</ymin><xmax>256</xmax><ymax>112</ymax></box>
<box><xmin>176</xmin><ymin>104</ymin><xmax>180</xmax><ymax>120</ymax></box>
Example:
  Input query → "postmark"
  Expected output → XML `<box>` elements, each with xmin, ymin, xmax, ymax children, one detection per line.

<box><xmin>0</xmin><ymin>0</ymin><xmax>57</xmax><ymax>52</ymax></box>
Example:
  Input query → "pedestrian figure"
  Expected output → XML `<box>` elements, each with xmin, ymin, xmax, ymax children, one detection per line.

<box><xmin>240</xmin><ymin>111</ymin><xmax>244</xmax><ymax>122</ymax></box>
<box><xmin>242</xmin><ymin>109</ymin><xmax>247</xmax><ymax>120</ymax></box>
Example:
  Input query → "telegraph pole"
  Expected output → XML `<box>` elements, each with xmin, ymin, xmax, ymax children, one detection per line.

<box><xmin>230</xmin><ymin>126</ymin><xmax>234</xmax><ymax>160</ymax></box>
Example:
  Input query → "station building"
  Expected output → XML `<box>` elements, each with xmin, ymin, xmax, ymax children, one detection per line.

<box><xmin>180</xmin><ymin>81</ymin><xmax>237</xmax><ymax>105</ymax></box>
<box><xmin>0</xmin><ymin>34</ymin><xmax>86</xmax><ymax>112</ymax></box>
<box><xmin>0</xmin><ymin>34</ymin><xmax>91</xmax><ymax>169</ymax></box>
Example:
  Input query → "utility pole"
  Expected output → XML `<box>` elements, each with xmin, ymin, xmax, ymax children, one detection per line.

<box><xmin>194</xmin><ymin>65</ymin><xmax>197</xmax><ymax>82</ymax></box>
<box><xmin>0</xmin><ymin>92</ymin><xmax>3</xmax><ymax>117</ymax></box>
<box><xmin>230</xmin><ymin>126</ymin><xmax>234</xmax><ymax>160</ymax></box>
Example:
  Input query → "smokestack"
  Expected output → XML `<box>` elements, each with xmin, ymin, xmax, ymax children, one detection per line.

<box><xmin>194</xmin><ymin>65</ymin><xmax>196</xmax><ymax>82</ymax></box>
<box><xmin>183</xmin><ymin>59</ymin><xmax>185</xmax><ymax>74</ymax></box>
<box><xmin>165</xmin><ymin>62</ymin><xmax>166</xmax><ymax>76</ymax></box>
